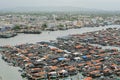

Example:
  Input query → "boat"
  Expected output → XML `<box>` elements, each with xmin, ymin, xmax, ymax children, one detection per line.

<box><xmin>23</xmin><ymin>30</ymin><xmax>41</xmax><ymax>34</ymax></box>
<box><xmin>0</xmin><ymin>32</ymin><xmax>17</xmax><ymax>38</ymax></box>
<box><xmin>58</xmin><ymin>70</ymin><xmax>69</xmax><ymax>78</ymax></box>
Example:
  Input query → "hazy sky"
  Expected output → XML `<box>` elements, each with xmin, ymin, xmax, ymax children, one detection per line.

<box><xmin>0</xmin><ymin>0</ymin><xmax>120</xmax><ymax>10</ymax></box>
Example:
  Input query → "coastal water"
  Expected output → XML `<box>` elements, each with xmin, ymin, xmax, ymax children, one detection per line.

<box><xmin>0</xmin><ymin>25</ymin><xmax>120</xmax><ymax>80</ymax></box>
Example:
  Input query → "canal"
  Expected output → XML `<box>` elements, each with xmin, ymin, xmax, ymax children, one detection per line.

<box><xmin>0</xmin><ymin>25</ymin><xmax>120</xmax><ymax>80</ymax></box>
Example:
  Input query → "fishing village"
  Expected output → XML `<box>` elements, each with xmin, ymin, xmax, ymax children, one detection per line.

<box><xmin>0</xmin><ymin>26</ymin><xmax>120</xmax><ymax>80</ymax></box>
<box><xmin>0</xmin><ymin>5</ymin><xmax>120</xmax><ymax>80</ymax></box>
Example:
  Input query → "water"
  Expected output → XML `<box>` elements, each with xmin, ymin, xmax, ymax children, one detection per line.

<box><xmin>0</xmin><ymin>54</ymin><xmax>24</xmax><ymax>80</ymax></box>
<box><xmin>0</xmin><ymin>25</ymin><xmax>119</xmax><ymax>46</ymax></box>
<box><xmin>0</xmin><ymin>25</ymin><xmax>120</xmax><ymax>80</ymax></box>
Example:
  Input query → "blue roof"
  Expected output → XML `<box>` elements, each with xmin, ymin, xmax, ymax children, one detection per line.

<box><xmin>82</xmin><ymin>56</ymin><xmax>87</xmax><ymax>59</ymax></box>
<box><xmin>58</xmin><ymin>57</ymin><xmax>66</xmax><ymax>61</ymax></box>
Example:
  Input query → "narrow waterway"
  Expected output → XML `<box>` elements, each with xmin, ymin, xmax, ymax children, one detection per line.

<box><xmin>0</xmin><ymin>25</ymin><xmax>120</xmax><ymax>80</ymax></box>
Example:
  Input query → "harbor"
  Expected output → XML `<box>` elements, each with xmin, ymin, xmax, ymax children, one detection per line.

<box><xmin>1</xmin><ymin>0</ymin><xmax>120</xmax><ymax>79</ymax></box>
<box><xmin>0</xmin><ymin>25</ymin><xmax>120</xmax><ymax>80</ymax></box>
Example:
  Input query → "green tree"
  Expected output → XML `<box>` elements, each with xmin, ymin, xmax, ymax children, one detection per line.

<box><xmin>41</xmin><ymin>23</ymin><xmax>47</xmax><ymax>30</ymax></box>
<box><xmin>58</xmin><ymin>24</ymin><xmax>64</xmax><ymax>27</ymax></box>
<box><xmin>13</xmin><ymin>25</ymin><xmax>20</xmax><ymax>30</ymax></box>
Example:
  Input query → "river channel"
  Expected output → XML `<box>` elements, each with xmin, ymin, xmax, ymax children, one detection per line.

<box><xmin>0</xmin><ymin>25</ymin><xmax>120</xmax><ymax>80</ymax></box>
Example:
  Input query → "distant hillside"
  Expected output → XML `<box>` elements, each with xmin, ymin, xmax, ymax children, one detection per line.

<box><xmin>0</xmin><ymin>6</ymin><xmax>104</xmax><ymax>12</ymax></box>
<box><xmin>0</xmin><ymin>6</ymin><xmax>120</xmax><ymax>15</ymax></box>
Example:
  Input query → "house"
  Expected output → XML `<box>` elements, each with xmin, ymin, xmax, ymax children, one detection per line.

<box><xmin>0</xmin><ymin>24</ymin><xmax>14</xmax><ymax>32</ymax></box>
<box><xmin>45</xmin><ymin>23</ymin><xmax>58</xmax><ymax>31</ymax></box>
<box><xmin>0</xmin><ymin>26</ymin><xmax>6</xmax><ymax>32</ymax></box>
<box><xmin>73</xmin><ymin>20</ymin><xmax>84</xmax><ymax>28</ymax></box>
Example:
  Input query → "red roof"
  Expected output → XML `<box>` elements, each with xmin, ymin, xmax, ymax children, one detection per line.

<box><xmin>84</xmin><ymin>77</ymin><xmax>92</xmax><ymax>80</ymax></box>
